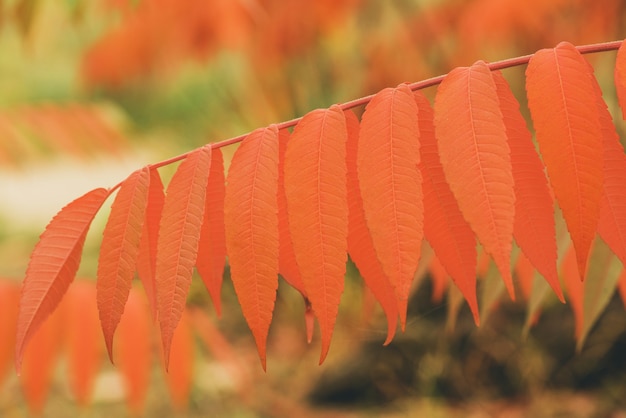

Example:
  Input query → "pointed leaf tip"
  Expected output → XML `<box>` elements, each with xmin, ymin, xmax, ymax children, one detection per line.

<box><xmin>434</xmin><ymin>61</ymin><xmax>515</xmax><ymax>299</ymax></box>
<box><xmin>15</xmin><ymin>187</ymin><xmax>109</xmax><ymax>372</ymax></box>
<box><xmin>156</xmin><ymin>146</ymin><xmax>212</xmax><ymax>367</ymax></box>
<box><xmin>526</xmin><ymin>42</ymin><xmax>604</xmax><ymax>280</ymax></box>
<box><xmin>285</xmin><ymin>105</ymin><xmax>349</xmax><ymax>364</ymax></box>
<box><xmin>358</xmin><ymin>84</ymin><xmax>424</xmax><ymax>329</ymax></box>
<box><xmin>225</xmin><ymin>126</ymin><xmax>280</xmax><ymax>370</ymax></box>
<box><xmin>415</xmin><ymin>90</ymin><xmax>479</xmax><ymax>322</ymax></box>
<box><xmin>97</xmin><ymin>167</ymin><xmax>150</xmax><ymax>362</ymax></box>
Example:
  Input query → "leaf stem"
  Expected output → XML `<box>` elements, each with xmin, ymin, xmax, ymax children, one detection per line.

<box><xmin>143</xmin><ymin>39</ymin><xmax>624</xmax><ymax>171</ymax></box>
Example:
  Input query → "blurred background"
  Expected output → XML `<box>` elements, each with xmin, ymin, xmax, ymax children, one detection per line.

<box><xmin>1</xmin><ymin>0</ymin><xmax>626</xmax><ymax>417</ymax></box>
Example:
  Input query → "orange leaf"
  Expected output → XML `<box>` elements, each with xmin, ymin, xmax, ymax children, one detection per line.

<box><xmin>277</xmin><ymin>129</ymin><xmax>306</xmax><ymax>295</ymax></box>
<box><xmin>65</xmin><ymin>281</ymin><xmax>103</xmax><ymax>406</ymax></box>
<box><xmin>15</xmin><ymin>187</ymin><xmax>109</xmax><ymax>372</ymax></box>
<box><xmin>117</xmin><ymin>286</ymin><xmax>152</xmax><ymax>415</ymax></box>
<box><xmin>196</xmin><ymin>148</ymin><xmax>226</xmax><ymax>316</ymax></box>
<box><xmin>97</xmin><ymin>167</ymin><xmax>150</xmax><ymax>361</ymax></box>
<box><xmin>20</xmin><ymin>300</ymin><xmax>64</xmax><ymax>415</ymax></box>
<box><xmin>429</xmin><ymin>256</ymin><xmax>449</xmax><ymax>304</ymax></box>
<box><xmin>136</xmin><ymin>168</ymin><xmax>165</xmax><ymax>321</ymax></box>
<box><xmin>415</xmin><ymin>90</ymin><xmax>479</xmax><ymax>323</ymax></box>
<box><xmin>514</xmin><ymin>251</ymin><xmax>535</xmax><ymax>301</ymax></box>
<box><xmin>358</xmin><ymin>84</ymin><xmax>423</xmax><ymax>328</ymax></box>
<box><xmin>164</xmin><ymin>309</ymin><xmax>194</xmax><ymax>410</ymax></box>
<box><xmin>491</xmin><ymin>70</ymin><xmax>562</xmax><ymax>301</ymax></box>
<box><xmin>224</xmin><ymin>126</ymin><xmax>280</xmax><ymax>370</ymax></box>
<box><xmin>561</xmin><ymin>244</ymin><xmax>583</xmax><ymax>339</ymax></box>
<box><xmin>593</xmin><ymin>74</ymin><xmax>626</xmax><ymax>268</ymax></box>
<box><xmin>345</xmin><ymin>109</ymin><xmax>398</xmax><ymax>345</ymax></box>
<box><xmin>285</xmin><ymin>105</ymin><xmax>348</xmax><ymax>364</ymax></box>
<box><xmin>526</xmin><ymin>42</ymin><xmax>604</xmax><ymax>278</ymax></box>
<box><xmin>615</xmin><ymin>39</ymin><xmax>626</xmax><ymax>120</ymax></box>
<box><xmin>434</xmin><ymin>61</ymin><xmax>515</xmax><ymax>298</ymax></box>
<box><xmin>0</xmin><ymin>280</ymin><xmax>19</xmax><ymax>383</ymax></box>
<box><xmin>156</xmin><ymin>145</ymin><xmax>212</xmax><ymax>368</ymax></box>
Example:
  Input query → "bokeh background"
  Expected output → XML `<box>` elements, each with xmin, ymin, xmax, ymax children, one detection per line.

<box><xmin>1</xmin><ymin>0</ymin><xmax>626</xmax><ymax>417</ymax></box>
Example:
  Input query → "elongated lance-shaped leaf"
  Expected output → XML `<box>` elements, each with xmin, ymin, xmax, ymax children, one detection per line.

<box><xmin>358</xmin><ymin>83</ymin><xmax>423</xmax><ymax>328</ymax></box>
<box><xmin>345</xmin><ymin>109</ymin><xmax>398</xmax><ymax>344</ymax></box>
<box><xmin>415</xmin><ymin>91</ymin><xmax>479</xmax><ymax>324</ymax></box>
<box><xmin>196</xmin><ymin>149</ymin><xmax>226</xmax><ymax>316</ymax></box>
<box><xmin>591</xmin><ymin>70</ymin><xmax>626</xmax><ymax>270</ymax></box>
<box><xmin>434</xmin><ymin>61</ymin><xmax>516</xmax><ymax>299</ymax></box>
<box><xmin>615</xmin><ymin>39</ymin><xmax>626</xmax><ymax>120</ymax></box>
<box><xmin>117</xmin><ymin>286</ymin><xmax>152</xmax><ymax>415</ymax></box>
<box><xmin>285</xmin><ymin>104</ymin><xmax>348</xmax><ymax>364</ymax></box>
<box><xmin>224</xmin><ymin>126</ymin><xmax>280</xmax><ymax>371</ymax></box>
<box><xmin>65</xmin><ymin>281</ymin><xmax>103</xmax><ymax>406</ymax></box>
<box><xmin>136</xmin><ymin>168</ymin><xmax>165</xmax><ymax>321</ymax></box>
<box><xmin>156</xmin><ymin>145</ymin><xmax>212</xmax><ymax>369</ymax></box>
<box><xmin>491</xmin><ymin>71</ymin><xmax>562</xmax><ymax>301</ymax></box>
<box><xmin>15</xmin><ymin>187</ymin><xmax>109</xmax><ymax>372</ymax></box>
<box><xmin>277</xmin><ymin>129</ymin><xmax>306</xmax><ymax>296</ymax></box>
<box><xmin>164</xmin><ymin>309</ymin><xmax>194</xmax><ymax>410</ymax></box>
<box><xmin>526</xmin><ymin>42</ymin><xmax>604</xmax><ymax>279</ymax></box>
<box><xmin>97</xmin><ymin>167</ymin><xmax>150</xmax><ymax>362</ymax></box>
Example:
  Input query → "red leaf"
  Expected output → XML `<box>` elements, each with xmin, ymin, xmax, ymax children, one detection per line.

<box><xmin>345</xmin><ymin>109</ymin><xmax>398</xmax><ymax>345</ymax></box>
<box><xmin>196</xmin><ymin>148</ymin><xmax>227</xmax><ymax>316</ymax></box>
<box><xmin>285</xmin><ymin>105</ymin><xmax>348</xmax><ymax>364</ymax></box>
<box><xmin>415</xmin><ymin>91</ymin><xmax>479</xmax><ymax>323</ymax></box>
<box><xmin>117</xmin><ymin>286</ymin><xmax>152</xmax><ymax>415</ymax></box>
<box><xmin>164</xmin><ymin>309</ymin><xmax>194</xmax><ymax>410</ymax></box>
<box><xmin>97</xmin><ymin>167</ymin><xmax>150</xmax><ymax>361</ymax></box>
<box><xmin>15</xmin><ymin>187</ymin><xmax>109</xmax><ymax>372</ymax></box>
<box><xmin>65</xmin><ymin>281</ymin><xmax>103</xmax><ymax>406</ymax></box>
<box><xmin>615</xmin><ymin>39</ymin><xmax>626</xmax><ymax>120</ymax></box>
<box><xmin>434</xmin><ymin>61</ymin><xmax>515</xmax><ymax>298</ymax></box>
<box><xmin>491</xmin><ymin>70</ymin><xmax>562</xmax><ymax>301</ymax></box>
<box><xmin>136</xmin><ymin>168</ymin><xmax>165</xmax><ymax>321</ymax></box>
<box><xmin>156</xmin><ymin>145</ymin><xmax>212</xmax><ymax>368</ymax></box>
<box><xmin>358</xmin><ymin>84</ymin><xmax>423</xmax><ymax>328</ymax></box>
<box><xmin>224</xmin><ymin>126</ymin><xmax>280</xmax><ymax>370</ymax></box>
<box><xmin>514</xmin><ymin>251</ymin><xmax>535</xmax><ymax>301</ymax></box>
<box><xmin>277</xmin><ymin>129</ymin><xmax>307</xmax><ymax>295</ymax></box>
<box><xmin>526</xmin><ymin>42</ymin><xmax>604</xmax><ymax>278</ymax></box>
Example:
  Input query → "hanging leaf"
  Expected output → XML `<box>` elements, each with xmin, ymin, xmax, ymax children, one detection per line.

<box><xmin>526</xmin><ymin>41</ymin><xmax>604</xmax><ymax>278</ymax></box>
<box><xmin>97</xmin><ymin>167</ymin><xmax>150</xmax><ymax>361</ymax></box>
<box><xmin>615</xmin><ymin>39</ymin><xmax>626</xmax><ymax>120</ymax></box>
<box><xmin>196</xmin><ymin>148</ymin><xmax>227</xmax><ymax>316</ymax></box>
<box><xmin>561</xmin><ymin>244</ymin><xmax>584</xmax><ymax>340</ymax></box>
<box><xmin>136</xmin><ymin>168</ymin><xmax>165</xmax><ymax>321</ymax></box>
<box><xmin>345</xmin><ymin>109</ymin><xmax>398</xmax><ymax>344</ymax></box>
<box><xmin>415</xmin><ymin>90</ymin><xmax>479</xmax><ymax>323</ymax></box>
<box><xmin>156</xmin><ymin>145</ymin><xmax>212</xmax><ymax>368</ymax></box>
<box><xmin>434</xmin><ymin>60</ymin><xmax>515</xmax><ymax>298</ymax></box>
<box><xmin>578</xmin><ymin>238</ymin><xmax>622</xmax><ymax>350</ymax></box>
<box><xmin>117</xmin><ymin>286</ymin><xmax>153</xmax><ymax>415</ymax></box>
<box><xmin>491</xmin><ymin>70</ymin><xmax>561</xmax><ymax>301</ymax></box>
<box><xmin>65</xmin><ymin>281</ymin><xmax>103</xmax><ymax>406</ymax></box>
<box><xmin>15</xmin><ymin>187</ymin><xmax>110</xmax><ymax>372</ymax></box>
<box><xmin>19</xmin><ymin>298</ymin><xmax>64</xmax><ymax>415</ymax></box>
<box><xmin>592</xmin><ymin>73</ymin><xmax>626</xmax><ymax>269</ymax></box>
<box><xmin>285</xmin><ymin>104</ymin><xmax>348</xmax><ymax>364</ymax></box>
<box><xmin>0</xmin><ymin>280</ymin><xmax>20</xmax><ymax>382</ymax></box>
<box><xmin>224</xmin><ymin>126</ymin><xmax>280</xmax><ymax>370</ymax></box>
<box><xmin>358</xmin><ymin>83</ymin><xmax>423</xmax><ymax>328</ymax></box>
<box><xmin>164</xmin><ymin>309</ymin><xmax>194</xmax><ymax>410</ymax></box>
<box><xmin>429</xmin><ymin>255</ymin><xmax>449</xmax><ymax>303</ymax></box>
<box><xmin>277</xmin><ymin>129</ymin><xmax>306</xmax><ymax>295</ymax></box>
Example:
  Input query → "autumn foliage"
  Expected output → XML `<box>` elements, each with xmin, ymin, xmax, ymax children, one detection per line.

<box><xmin>5</xmin><ymin>0</ymin><xmax>626</xmax><ymax>414</ymax></box>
